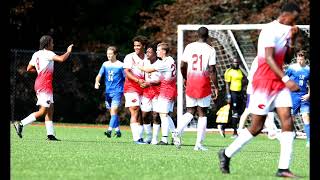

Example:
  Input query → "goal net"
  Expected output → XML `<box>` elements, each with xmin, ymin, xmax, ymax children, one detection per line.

<box><xmin>177</xmin><ymin>24</ymin><xmax>310</xmax><ymax>136</ymax></box>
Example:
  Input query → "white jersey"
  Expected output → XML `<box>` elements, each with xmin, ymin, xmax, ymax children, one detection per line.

<box><xmin>181</xmin><ymin>41</ymin><xmax>216</xmax><ymax>98</ymax></box>
<box><xmin>153</xmin><ymin>56</ymin><xmax>177</xmax><ymax>100</ymax></box>
<box><xmin>29</xmin><ymin>49</ymin><xmax>56</xmax><ymax>95</ymax></box>
<box><xmin>123</xmin><ymin>52</ymin><xmax>147</xmax><ymax>94</ymax></box>
<box><xmin>144</xmin><ymin>59</ymin><xmax>161</xmax><ymax>84</ymax></box>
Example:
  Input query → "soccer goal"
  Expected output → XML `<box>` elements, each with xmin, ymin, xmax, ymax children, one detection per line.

<box><xmin>176</xmin><ymin>24</ymin><xmax>310</xmax><ymax>135</ymax></box>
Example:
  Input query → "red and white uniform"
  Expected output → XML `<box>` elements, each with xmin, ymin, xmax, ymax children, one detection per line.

<box><xmin>182</xmin><ymin>42</ymin><xmax>216</xmax><ymax>98</ymax></box>
<box><xmin>123</xmin><ymin>52</ymin><xmax>147</xmax><ymax>107</ymax></box>
<box><xmin>29</xmin><ymin>49</ymin><xmax>56</xmax><ymax>107</ymax></box>
<box><xmin>141</xmin><ymin>60</ymin><xmax>161</xmax><ymax>112</ymax></box>
<box><xmin>249</xmin><ymin>20</ymin><xmax>293</xmax><ymax>115</ymax></box>
<box><xmin>153</xmin><ymin>56</ymin><xmax>177</xmax><ymax>113</ymax></box>
<box><xmin>123</xmin><ymin>52</ymin><xmax>147</xmax><ymax>95</ymax></box>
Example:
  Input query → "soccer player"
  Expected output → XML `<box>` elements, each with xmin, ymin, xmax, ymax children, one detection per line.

<box><xmin>285</xmin><ymin>50</ymin><xmax>310</xmax><ymax>147</ymax></box>
<box><xmin>13</xmin><ymin>35</ymin><xmax>73</xmax><ymax>141</ymax></box>
<box><xmin>140</xmin><ymin>43</ymin><xmax>161</xmax><ymax>144</ymax></box>
<box><xmin>218</xmin><ymin>2</ymin><xmax>301</xmax><ymax>178</ymax></box>
<box><xmin>175</xmin><ymin>26</ymin><xmax>219</xmax><ymax>150</ymax></box>
<box><xmin>123</xmin><ymin>35</ymin><xmax>148</xmax><ymax>144</ymax></box>
<box><xmin>139</xmin><ymin>42</ymin><xmax>177</xmax><ymax>145</ymax></box>
<box><xmin>95</xmin><ymin>46</ymin><xmax>125</xmax><ymax>138</ymax></box>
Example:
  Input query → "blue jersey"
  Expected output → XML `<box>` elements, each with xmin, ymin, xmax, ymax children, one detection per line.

<box><xmin>98</xmin><ymin>60</ymin><xmax>125</xmax><ymax>93</ymax></box>
<box><xmin>285</xmin><ymin>63</ymin><xmax>310</xmax><ymax>94</ymax></box>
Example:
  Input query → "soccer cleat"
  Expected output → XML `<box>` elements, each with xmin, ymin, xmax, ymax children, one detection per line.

<box><xmin>218</xmin><ymin>149</ymin><xmax>230</xmax><ymax>174</ymax></box>
<box><xmin>193</xmin><ymin>144</ymin><xmax>208</xmax><ymax>151</ymax></box>
<box><xmin>134</xmin><ymin>138</ymin><xmax>147</xmax><ymax>145</ymax></box>
<box><xmin>173</xmin><ymin>131</ymin><xmax>182</xmax><ymax>149</ymax></box>
<box><xmin>104</xmin><ymin>130</ymin><xmax>112</xmax><ymax>138</ymax></box>
<box><xmin>47</xmin><ymin>135</ymin><xmax>61</xmax><ymax>141</ymax></box>
<box><xmin>157</xmin><ymin>141</ymin><xmax>168</xmax><ymax>145</ymax></box>
<box><xmin>114</xmin><ymin>131</ymin><xmax>121</xmax><ymax>138</ymax></box>
<box><xmin>13</xmin><ymin>121</ymin><xmax>23</xmax><ymax>138</ymax></box>
<box><xmin>151</xmin><ymin>139</ymin><xmax>158</xmax><ymax>145</ymax></box>
<box><xmin>275</xmin><ymin>169</ymin><xmax>299</xmax><ymax>178</ymax></box>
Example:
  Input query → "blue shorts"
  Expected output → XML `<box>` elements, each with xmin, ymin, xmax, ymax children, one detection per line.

<box><xmin>291</xmin><ymin>93</ymin><xmax>310</xmax><ymax>115</ymax></box>
<box><xmin>105</xmin><ymin>92</ymin><xmax>123</xmax><ymax>109</ymax></box>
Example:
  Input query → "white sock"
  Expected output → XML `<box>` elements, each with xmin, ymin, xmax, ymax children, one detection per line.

<box><xmin>225</xmin><ymin>128</ymin><xmax>253</xmax><ymax>158</ymax></box>
<box><xmin>177</xmin><ymin>112</ymin><xmax>193</xmax><ymax>135</ymax></box>
<box><xmin>196</xmin><ymin>117</ymin><xmax>207</xmax><ymax>146</ymax></box>
<box><xmin>108</xmin><ymin>126</ymin><xmax>112</xmax><ymax>131</ymax></box>
<box><xmin>45</xmin><ymin>121</ymin><xmax>55</xmax><ymax>136</ymax></box>
<box><xmin>152</xmin><ymin>124</ymin><xmax>160</xmax><ymax>142</ymax></box>
<box><xmin>138</xmin><ymin>125</ymin><xmax>144</xmax><ymax>139</ymax></box>
<box><xmin>278</xmin><ymin>131</ymin><xmax>295</xmax><ymax>169</ymax></box>
<box><xmin>130</xmin><ymin>123</ymin><xmax>140</xmax><ymax>141</ymax></box>
<box><xmin>167</xmin><ymin>116</ymin><xmax>176</xmax><ymax>133</ymax></box>
<box><xmin>160</xmin><ymin>115</ymin><xmax>169</xmax><ymax>143</ymax></box>
<box><xmin>115</xmin><ymin>127</ymin><xmax>120</xmax><ymax>131</ymax></box>
<box><xmin>143</xmin><ymin>124</ymin><xmax>152</xmax><ymax>140</ymax></box>
<box><xmin>21</xmin><ymin>113</ymin><xmax>36</xmax><ymax>126</ymax></box>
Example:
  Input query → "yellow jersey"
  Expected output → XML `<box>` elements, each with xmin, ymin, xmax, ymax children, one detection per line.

<box><xmin>224</xmin><ymin>68</ymin><xmax>243</xmax><ymax>92</ymax></box>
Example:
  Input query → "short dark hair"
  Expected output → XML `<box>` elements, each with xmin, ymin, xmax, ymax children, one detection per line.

<box><xmin>197</xmin><ymin>27</ymin><xmax>209</xmax><ymax>39</ymax></box>
<box><xmin>146</xmin><ymin>43</ymin><xmax>157</xmax><ymax>54</ymax></box>
<box><xmin>39</xmin><ymin>35</ymin><xmax>52</xmax><ymax>49</ymax></box>
<box><xmin>281</xmin><ymin>2</ymin><xmax>301</xmax><ymax>14</ymax></box>
<box><xmin>132</xmin><ymin>35</ymin><xmax>148</xmax><ymax>46</ymax></box>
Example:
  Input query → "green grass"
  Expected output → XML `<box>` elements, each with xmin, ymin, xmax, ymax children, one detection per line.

<box><xmin>11</xmin><ymin>124</ymin><xmax>309</xmax><ymax>180</ymax></box>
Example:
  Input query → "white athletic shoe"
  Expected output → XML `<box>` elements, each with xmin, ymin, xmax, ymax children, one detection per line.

<box><xmin>267</xmin><ymin>130</ymin><xmax>278</xmax><ymax>140</ymax></box>
<box><xmin>194</xmin><ymin>144</ymin><xmax>208</xmax><ymax>151</ymax></box>
<box><xmin>151</xmin><ymin>139</ymin><xmax>158</xmax><ymax>145</ymax></box>
<box><xmin>173</xmin><ymin>130</ymin><xmax>181</xmax><ymax>149</ymax></box>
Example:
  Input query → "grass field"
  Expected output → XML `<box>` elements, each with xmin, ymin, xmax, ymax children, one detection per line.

<box><xmin>11</xmin><ymin>123</ymin><xmax>310</xmax><ymax>180</ymax></box>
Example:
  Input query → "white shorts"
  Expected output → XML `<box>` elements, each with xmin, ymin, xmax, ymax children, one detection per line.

<box><xmin>124</xmin><ymin>92</ymin><xmax>142</xmax><ymax>107</ymax></box>
<box><xmin>141</xmin><ymin>96</ymin><xmax>158</xmax><ymax>112</ymax></box>
<box><xmin>155</xmin><ymin>97</ymin><xmax>174</xmax><ymax>113</ymax></box>
<box><xmin>186</xmin><ymin>94</ymin><xmax>211</xmax><ymax>108</ymax></box>
<box><xmin>248</xmin><ymin>88</ymin><xmax>292</xmax><ymax>115</ymax></box>
<box><xmin>36</xmin><ymin>92</ymin><xmax>54</xmax><ymax>108</ymax></box>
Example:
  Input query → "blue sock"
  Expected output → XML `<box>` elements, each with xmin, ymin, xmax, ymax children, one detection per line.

<box><xmin>109</xmin><ymin>115</ymin><xmax>117</xmax><ymax>129</ymax></box>
<box><xmin>304</xmin><ymin>123</ymin><xmax>310</xmax><ymax>142</ymax></box>
<box><xmin>113</xmin><ymin>115</ymin><xmax>120</xmax><ymax>130</ymax></box>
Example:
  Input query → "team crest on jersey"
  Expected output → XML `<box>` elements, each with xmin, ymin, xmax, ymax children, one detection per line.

<box><xmin>258</xmin><ymin>104</ymin><xmax>265</xmax><ymax>109</ymax></box>
<box><xmin>46</xmin><ymin>100</ymin><xmax>51</xmax><ymax>104</ymax></box>
<box><xmin>132</xmin><ymin>99</ymin><xmax>137</xmax><ymax>103</ymax></box>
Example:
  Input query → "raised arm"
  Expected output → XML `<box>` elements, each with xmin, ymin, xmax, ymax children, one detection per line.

<box><xmin>52</xmin><ymin>44</ymin><xmax>74</xmax><ymax>62</ymax></box>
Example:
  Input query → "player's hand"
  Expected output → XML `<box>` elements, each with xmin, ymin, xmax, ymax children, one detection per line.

<box><xmin>289</xmin><ymin>26</ymin><xmax>299</xmax><ymax>42</ymax></box>
<box><xmin>67</xmin><ymin>44</ymin><xmax>74</xmax><ymax>53</ymax></box>
<box><xmin>301</xmin><ymin>94</ymin><xmax>310</xmax><ymax>101</ymax></box>
<box><xmin>285</xmin><ymin>80</ymin><xmax>300</xmax><ymax>92</ymax></box>
<box><xmin>140</xmin><ymin>82</ymin><xmax>149</xmax><ymax>88</ymax></box>
<box><xmin>94</xmin><ymin>82</ymin><xmax>100</xmax><ymax>89</ymax></box>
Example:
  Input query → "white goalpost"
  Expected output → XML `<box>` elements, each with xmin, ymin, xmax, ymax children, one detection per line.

<box><xmin>176</xmin><ymin>24</ymin><xmax>310</xmax><ymax>134</ymax></box>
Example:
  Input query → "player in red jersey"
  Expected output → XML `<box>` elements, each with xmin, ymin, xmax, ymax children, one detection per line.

<box><xmin>218</xmin><ymin>2</ymin><xmax>301</xmax><ymax>178</ymax></box>
<box><xmin>13</xmin><ymin>35</ymin><xmax>73</xmax><ymax>141</ymax></box>
<box><xmin>123</xmin><ymin>35</ymin><xmax>148</xmax><ymax>144</ymax></box>
<box><xmin>175</xmin><ymin>26</ymin><xmax>219</xmax><ymax>150</ymax></box>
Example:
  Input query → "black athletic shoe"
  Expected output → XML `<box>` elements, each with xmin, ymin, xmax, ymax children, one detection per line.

<box><xmin>275</xmin><ymin>169</ymin><xmax>299</xmax><ymax>178</ymax></box>
<box><xmin>47</xmin><ymin>135</ymin><xmax>61</xmax><ymax>141</ymax></box>
<box><xmin>157</xmin><ymin>141</ymin><xmax>168</xmax><ymax>145</ymax></box>
<box><xmin>115</xmin><ymin>131</ymin><xmax>121</xmax><ymax>138</ymax></box>
<box><xmin>13</xmin><ymin>121</ymin><xmax>23</xmax><ymax>138</ymax></box>
<box><xmin>218</xmin><ymin>149</ymin><xmax>230</xmax><ymax>174</ymax></box>
<box><xmin>104</xmin><ymin>130</ymin><xmax>112</xmax><ymax>138</ymax></box>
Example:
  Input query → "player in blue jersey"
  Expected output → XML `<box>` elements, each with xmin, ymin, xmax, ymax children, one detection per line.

<box><xmin>285</xmin><ymin>50</ymin><xmax>310</xmax><ymax>147</ymax></box>
<box><xmin>95</xmin><ymin>46</ymin><xmax>125</xmax><ymax>138</ymax></box>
